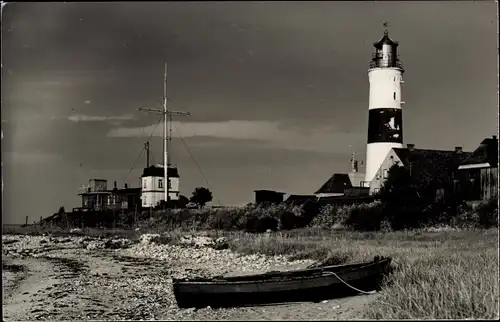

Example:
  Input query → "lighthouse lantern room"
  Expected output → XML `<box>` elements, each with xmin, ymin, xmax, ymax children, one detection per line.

<box><xmin>364</xmin><ymin>29</ymin><xmax>405</xmax><ymax>184</ymax></box>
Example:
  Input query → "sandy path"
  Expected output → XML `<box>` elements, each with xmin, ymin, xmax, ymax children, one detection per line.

<box><xmin>3</xmin><ymin>257</ymin><xmax>64</xmax><ymax>320</ymax></box>
<box><xmin>2</xmin><ymin>237</ymin><xmax>378</xmax><ymax>320</ymax></box>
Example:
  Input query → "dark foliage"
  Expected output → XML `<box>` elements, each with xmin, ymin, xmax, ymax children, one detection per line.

<box><xmin>476</xmin><ymin>198</ymin><xmax>499</xmax><ymax>228</ymax></box>
<box><xmin>178</xmin><ymin>195</ymin><xmax>190</xmax><ymax>209</ymax></box>
<box><xmin>279</xmin><ymin>201</ymin><xmax>320</xmax><ymax>230</ymax></box>
<box><xmin>190</xmin><ymin>187</ymin><xmax>213</xmax><ymax>208</ymax></box>
<box><xmin>343</xmin><ymin>203</ymin><xmax>386</xmax><ymax>231</ymax></box>
<box><xmin>376</xmin><ymin>163</ymin><xmax>466</xmax><ymax>229</ymax></box>
<box><xmin>245</xmin><ymin>216</ymin><xmax>279</xmax><ymax>233</ymax></box>
<box><xmin>279</xmin><ymin>211</ymin><xmax>304</xmax><ymax>230</ymax></box>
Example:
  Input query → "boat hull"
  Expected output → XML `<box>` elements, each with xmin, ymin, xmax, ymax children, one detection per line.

<box><xmin>173</xmin><ymin>257</ymin><xmax>391</xmax><ymax>308</ymax></box>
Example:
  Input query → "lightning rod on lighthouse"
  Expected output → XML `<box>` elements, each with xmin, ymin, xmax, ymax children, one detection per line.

<box><xmin>364</xmin><ymin>26</ymin><xmax>405</xmax><ymax>184</ymax></box>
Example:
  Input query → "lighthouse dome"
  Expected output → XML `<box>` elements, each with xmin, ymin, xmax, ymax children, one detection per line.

<box><xmin>373</xmin><ymin>30</ymin><xmax>399</xmax><ymax>49</ymax></box>
<box><xmin>370</xmin><ymin>30</ymin><xmax>403</xmax><ymax>70</ymax></box>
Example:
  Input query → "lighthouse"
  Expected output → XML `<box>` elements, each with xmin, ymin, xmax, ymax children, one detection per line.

<box><xmin>364</xmin><ymin>29</ymin><xmax>405</xmax><ymax>184</ymax></box>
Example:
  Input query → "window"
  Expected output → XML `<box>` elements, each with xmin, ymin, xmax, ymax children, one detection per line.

<box><xmin>158</xmin><ymin>179</ymin><xmax>163</xmax><ymax>189</ymax></box>
<box><xmin>373</xmin><ymin>188</ymin><xmax>380</xmax><ymax>194</ymax></box>
<box><xmin>143</xmin><ymin>181</ymin><xmax>147</xmax><ymax>189</ymax></box>
<box><xmin>393</xmin><ymin>92</ymin><xmax>396</xmax><ymax>100</ymax></box>
<box><xmin>383</xmin><ymin>169</ymin><xmax>389</xmax><ymax>179</ymax></box>
<box><xmin>168</xmin><ymin>179</ymin><xmax>172</xmax><ymax>189</ymax></box>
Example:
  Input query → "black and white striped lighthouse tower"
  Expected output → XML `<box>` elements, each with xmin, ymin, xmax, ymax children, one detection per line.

<box><xmin>364</xmin><ymin>27</ymin><xmax>405</xmax><ymax>184</ymax></box>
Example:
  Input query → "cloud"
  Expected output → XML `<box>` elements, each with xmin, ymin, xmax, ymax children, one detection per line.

<box><xmin>107</xmin><ymin>120</ymin><xmax>363</xmax><ymax>153</ymax></box>
<box><xmin>68</xmin><ymin>114</ymin><xmax>135</xmax><ymax>123</ymax></box>
<box><xmin>107</xmin><ymin>120</ymin><xmax>284</xmax><ymax>139</ymax></box>
<box><xmin>4</xmin><ymin>151</ymin><xmax>64</xmax><ymax>164</ymax></box>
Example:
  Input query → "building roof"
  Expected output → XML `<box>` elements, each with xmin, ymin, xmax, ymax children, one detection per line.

<box><xmin>348</xmin><ymin>172</ymin><xmax>365</xmax><ymax>187</ymax></box>
<box><xmin>285</xmin><ymin>194</ymin><xmax>317</xmax><ymax>205</ymax></box>
<box><xmin>314</xmin><ymin>173</ymin><xmax>353</xmax><ymax>194</ymax></box>
<box><xmin>78</xmin><ymin>188</ymin><xmax>142</xmax><ymax>196</ymax></box>
<box><xmin>78</xmin><ymin>191</ymin><xmax>112</xmax><ymax>196</ymax></box>
<box><xmin>393</xmin><ymin>148</ymin><xmax>471</xmax><ymax>166</ymax></box>
<box><xmin>373</xmin><ymin>30</ymin><xmax>399</xmax><ymax>48</ymax></box>
<box><xmin>343</xmin><ymin>187</ymin><xmax>370</xmax><ymax>197</ymax></box>
<box><xmin>391</xmin><ymin>147</ymin><xmax>473</xmax><ymax>183</ymax></box>
<box><xmin>109</xmin><ymin>188</ymin><xmax>142</xmax><ymax>194</ymax></box>
<box><xmin>141</xmin><ymin>165</ymin><xmax>179</xmax><ymax>178</ymax></box>
<box><xmin>254</xmin><ymin>190</ymin><xmax>286</xmax><ymax>195</ymax></box>
<box><xmin>460</xmin><ymin>137</ymin><xmax>498</xmax><ymax>167</ymax></box>
<box><xmin>317</xmin><ymin>194</ymin><xmax>376</xmax><ymax>206</ymax></box>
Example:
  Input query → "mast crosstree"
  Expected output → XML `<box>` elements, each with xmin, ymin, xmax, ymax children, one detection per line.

<box><xmin>138</xmin><ymin>62</ymin><xmax>190</xmax><ymax>204</ymax></box>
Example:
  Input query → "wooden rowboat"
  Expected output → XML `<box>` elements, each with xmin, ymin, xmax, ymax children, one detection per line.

<box><xmin>173</xmin><ymin>256</ymin><xmax>392</xmax><ymax>308</ymax></box>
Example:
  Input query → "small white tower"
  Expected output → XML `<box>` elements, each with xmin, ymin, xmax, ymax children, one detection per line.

<box><xmin>140</xmin><ymin>141</ymin><xmax>181</xmax><ymax>208</ymax></box>
<box><xmin>141</xmin><ymin>164</ymin><xmax>180</xmax><ymax>208</ymax></box>
<box><xmin>365</xmin><ymin>28</ymin><xmax>405</xmax><ymax>184</ymax></box>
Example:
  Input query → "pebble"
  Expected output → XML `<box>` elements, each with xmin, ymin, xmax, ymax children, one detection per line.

<box><xmin>3</xmin><ymin>232</ymin><xmax>317</xmax><ymax>320</ymax></box>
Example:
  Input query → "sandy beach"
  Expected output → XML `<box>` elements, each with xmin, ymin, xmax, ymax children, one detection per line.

<box><xmin>2</xmin><ymin>234</ymin><xmax>378</xmax><ymax>320</ymax></box>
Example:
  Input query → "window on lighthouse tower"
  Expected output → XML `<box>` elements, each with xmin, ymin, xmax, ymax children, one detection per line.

<box><xmin>158</xmin><ymin>179</ymin><xmax>163</xmax><ymax>189</ymax></box>
<box><xmin>393</xmin><ymin>92</ymin><xmax>396</xmax><ymax>100</ymax></box>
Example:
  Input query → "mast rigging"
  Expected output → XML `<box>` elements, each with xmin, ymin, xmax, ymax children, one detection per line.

<box><xmin>138</xmin><ymin>62</ymin><xmax>190</xmax><ymax>205</ymax></box>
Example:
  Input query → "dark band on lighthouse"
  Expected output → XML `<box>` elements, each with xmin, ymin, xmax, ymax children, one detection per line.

<box><xmin>367</xmin><ymin>108</ymin><xmax>403</xmax><ymax>144</ymax></box>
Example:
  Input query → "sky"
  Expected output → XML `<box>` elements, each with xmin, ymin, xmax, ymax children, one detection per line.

<box><xmin>1</xmin><ymin>1</ymin><xmax>498</xmax><ymax>224</ymax></box>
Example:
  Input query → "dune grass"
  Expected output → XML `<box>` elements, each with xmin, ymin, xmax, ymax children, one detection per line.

<box><xmin>208</xmin><ymin>228</ymin><xmax>499</xmax><ymax>319</ymax></box>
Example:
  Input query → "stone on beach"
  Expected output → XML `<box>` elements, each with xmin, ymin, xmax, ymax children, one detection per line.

<box><xmin>139</xmin><ymin>234</ymin><xmax>161</xmax><ymax>245</ymax></box>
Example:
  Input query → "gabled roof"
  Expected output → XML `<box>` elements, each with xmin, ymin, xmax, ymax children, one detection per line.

<box><xmin>348</xmin><ymin>172</ymin><xmax>365</xmax><ymax>187</ymax></box>
<box><xmin>460</xmin><ymin>137</ymin><xmax>498</xmax><ymax>167</ymax></box>
<box><xmin>314</xmin><ymin>173</ymin><xmax>353</xmax><ymax>194</ymax></box>
<box><xmin>141</xmin><ymin>165</ymin><xmax>179</xmax><ymax>178</ymax></box>
<box><xmin>392</xmin><ymin>148</ymin><xmax>472</xmax><ymax>167</ymax></box>
<box><xmin>391</xmin><ymin>148</ymin><xmax>473</xmax><ymax>182</ymax></box>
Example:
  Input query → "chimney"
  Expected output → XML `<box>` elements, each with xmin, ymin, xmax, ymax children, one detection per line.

<box><xmin>493</xmin><ymin>135</ymin><xmax>497</xmax><ymax>140</ymax></box>
<box><xmin>454</xmin><ymin>146</ymin><xmax>463</xmax><ymax>154</ymax></box>
<box><xmin>114</xmin><ymin>181</ymin><xmax>117</xmax><ymax>189</ymax></box>
<box><xmin>124</xmin><ymin>183</ymin><xmax>128</xmax><ymax>189</ymax></box>
<box><xmin>407</xmin><ymin>144</ymin><xmax>415</xmax><ymax>152</ymax></box>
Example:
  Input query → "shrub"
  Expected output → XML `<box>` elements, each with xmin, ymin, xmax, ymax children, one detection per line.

<box><xmin>476</xmin><ymin>198</ymin><xmax>498</xmax><ymax>228</ymax></box>
<box><xmin>279</xmin><ymin>211</ymin><xmax>305</xmax><ymax>230</ymax></box>
<box><xmin>309</xmin><ymin>204</ymin><xmax>337</xmax><ymax>228</ymax></box>
<box><xmin>343</xmin><ymin>201</ymin><xmax>386</xmax><ymax>231</ymax></box>
<box><xmin>245</xmin><ymin>216</ymin><xmax>279</xmax><ymax>233</ymax></box>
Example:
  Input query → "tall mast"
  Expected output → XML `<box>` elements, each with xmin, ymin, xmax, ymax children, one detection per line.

<box><xmin>138</xmin><ymin>62</ymin><xmax>191</xmax><ymax>207</ymax></box>
<box><xmin>145</xmin><ymin>141</ymin><xmax>150</xmax><ymax>168</ymax></box>
<box><xmin>164</xmin><ymin>62</ymin><xmax>169</xmax><ymax>204</ymax></box>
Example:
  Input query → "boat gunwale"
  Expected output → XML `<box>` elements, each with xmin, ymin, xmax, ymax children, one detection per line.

<box><xmin>173</xmin><ymin>257</ymin><xmax>391</xmax><ymax>286</ymax></box>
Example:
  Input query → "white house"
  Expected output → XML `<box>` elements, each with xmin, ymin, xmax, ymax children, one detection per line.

<box><xmin>140</xmin><ymin>164</ymin><xmax>180</xmax><ymax>208</ymax></box>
